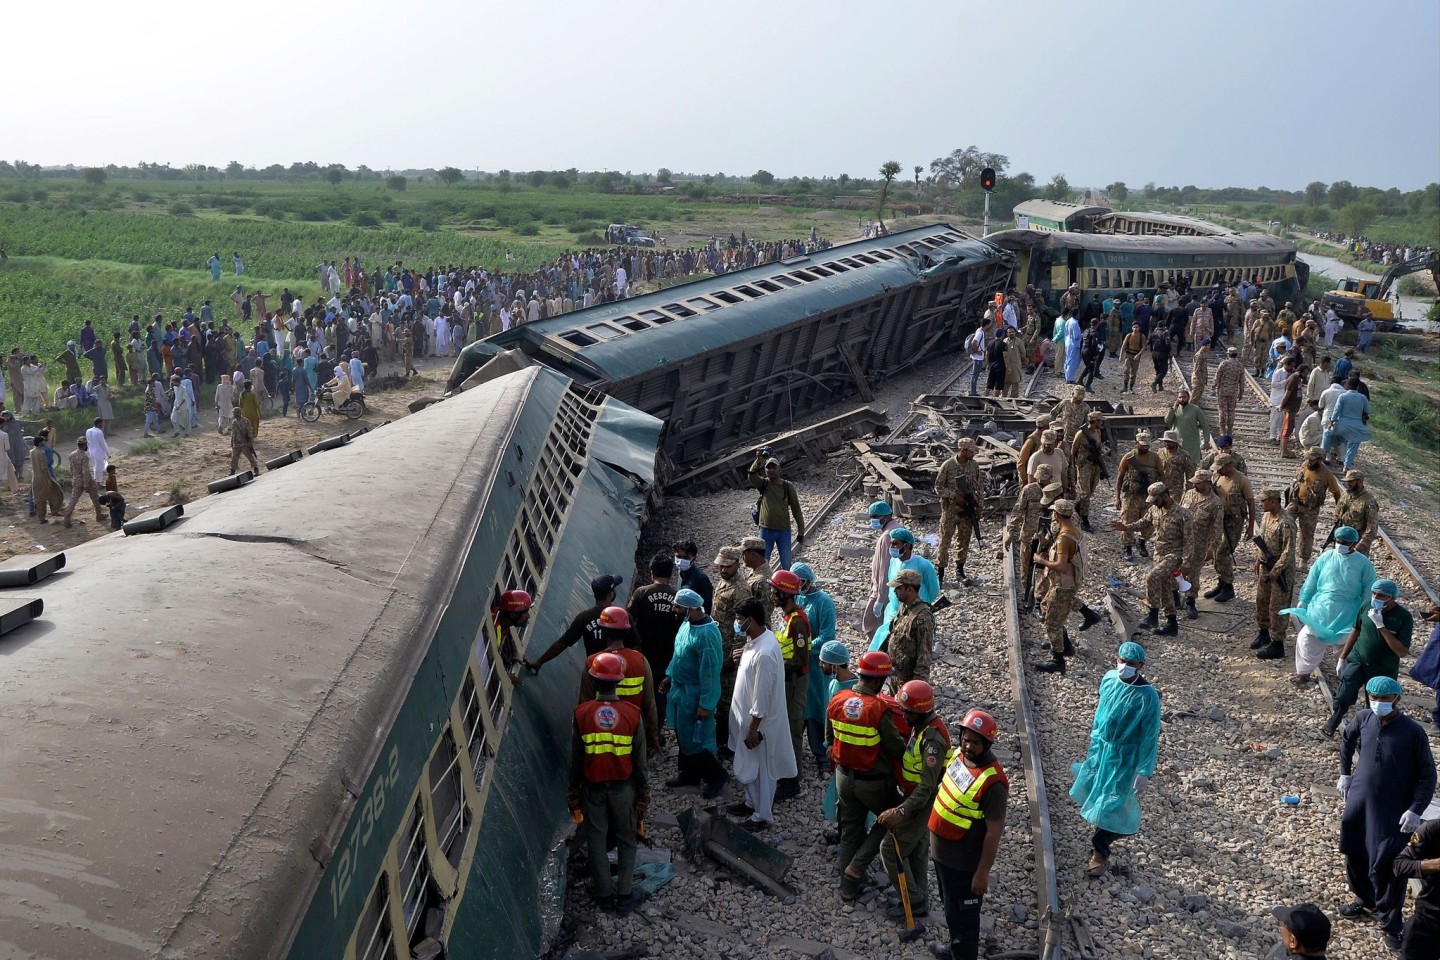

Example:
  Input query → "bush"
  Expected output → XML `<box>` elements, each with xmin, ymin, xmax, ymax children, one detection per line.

<box><xmin>169</xmin><ymin>201</ymin><xmax>195</xmax><ymax>217</ymax></box>
<box><xmin>349</xmin><ymin>211</ymin><xmax>381</xmax><ymax>227</ymax></box>
<box><xmin>515</xmin><ymin>222</ymin><xmax>540</xmax><ymax>236</ymax></box>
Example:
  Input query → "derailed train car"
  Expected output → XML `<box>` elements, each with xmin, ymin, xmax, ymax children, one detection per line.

<box><xmin>450</xmin><ymin>224</ymin><xmax>1014</xmax><ymax>469</ymax></box>
<box><xmin>0</xmin><ymin>366</ymin><xmax>662</xmax><ymax>960</ymax></box>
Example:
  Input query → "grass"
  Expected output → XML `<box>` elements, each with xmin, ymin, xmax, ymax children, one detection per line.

<box><xmin>126</xmin><ymin>437</ymin><xmax>183</xmax><ymax>457</ymax></box>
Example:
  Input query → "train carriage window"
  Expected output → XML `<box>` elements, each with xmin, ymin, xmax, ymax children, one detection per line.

<box><xmin>770</xmin><ymin>274</ymin><xmax>800</xmax><ymax>288</ymax></box>
<box><xmin>1099</xmin><ymin>269</ymin><xmax>1110</xmax><ymax>288</ymax></box>
<box><xmin>807</xmin><ymin>265</ymin><xmax>833</xmax><ymax>277</ymax></box>
<box><xmin>429</xmin><ymin>729</ymin><xmax>471</xmax><ymax>868</ymax></box>
<box><xmin>790</xmin><ymin>270</ymin><xmax>817</xmax><ymax>281</ymax></box>
<box><xmin>893</xmin><ymin>245</ymin><xmax>917</xmax><ymax>258</ymax></box>
<box><xmin>754</xmin><ymin>279</ymin><xmax>781</xmax><ymax>293</ymax></box>
<box><xmin>685</xmin><ymin>297</ymin><xmax>720</xmax><ymax>311</ymax></box>
<box><xmin>620</xmin><ymin>318</ymin><xmax>650</xmax><ymax>332</ymax></box>
<box><xmin>838</xmin><ymin>257</ymin><xmax>863</xmax><ymax>268</ymax></box>
<box><xmin>561</xmin><ymin>331</ymin><xmax>597</xmax><ymax>347</ymax></box>
<box><xmin>1087</xmin><ymin>269</ymin><xmax>1098</xmax><ymax>288</ymax></box>
<box><xmin>712</xmin><ymin>290</ymin><xmax>742</xmax><ymax>304</ymax></box>
<box><xmin>459</xmin><ymin>673</ymin><xmax>494</xmax><ymax>790</ymax></box>
<box><xmin>354</xmin><ymin>874</ymin><xmax>398</xmax><ymax>960</ymax></box>
<box><xmin>734</xmin><ymin>284</ymin><xmax>763</xmax><ymax>297</ymax></box>
<box><xmin>1143</xmin><ymin>270</ymin><xmax>1154</xmax><ymax>287</ymax></box>
<box><xmin>822</xmin><ymin>261</ymin><xmax>849</xmax><ymax>272</ymax></box>
<box><xmin>398</xmin><ymin>803</ymin><xmax>441</xmax><ymax>946</ymax></box>
<box><xmin>638</xmin><ymin>309</ymin><xmax>672</xmax><ymax>323</ymax></box>
<box><xmin>1123</xmin><ymin>269</ymin><xmax>1135</xmax><ymax>288</ymax></box>
<box><xmin>870</xmin><ymin>250</ymin><xmax>894</xmax><ymax>261</ymax></box>
<box><xmin>585</xmin><ymin>324</ymin><xmax>625</xmax><ymax>341</ymax></box>
<box><xmin>660</xmin><ymin>302</ymin><xmax>696</xmax><ymax>317</ymax></box>
<box><xmin>854</xmin><ymin>255</ymin><xmax>878</xmax><ymax>265</ymax></box>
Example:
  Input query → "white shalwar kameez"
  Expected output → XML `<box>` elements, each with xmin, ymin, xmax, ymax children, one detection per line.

<box><xmin>84</xmin><ymin>426</ymin><xmax>110</xmax><ymax>483</ymax></box>
<box><xmin>728</xmin><ymin>630</ymin><xmax>797</xmax><ymax>825</ymax></box>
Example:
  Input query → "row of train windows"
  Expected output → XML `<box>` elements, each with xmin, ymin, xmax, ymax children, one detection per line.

<box><xmin>558</xmin><ymin>232</ymin><xmax>966</xmax><ymax>347</ymax></box>
<box><xmin>1084</xmin><ymin>262</ymin><xmax>1290</xmax><ymax>290</ymax></box>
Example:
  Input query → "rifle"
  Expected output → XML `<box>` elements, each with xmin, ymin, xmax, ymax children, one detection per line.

<box><xmin>1023</xmin><ymin>512</ymin><xmax>1053</xmax><ymax>606</ymax></box>
<box><xmin>1082</xmin><ymin>431</ymin><xmax>1111</xmax><ymax>482</ymax></box>
<box><xmin>959</xmin><ymin>489</ymin><xmax>984</xmax><ymax>546</ymax></box>
<box><xmin>1251</xmin><ymin>535</ymin><xmax>1291</xmax><ymax>594</ymax></box>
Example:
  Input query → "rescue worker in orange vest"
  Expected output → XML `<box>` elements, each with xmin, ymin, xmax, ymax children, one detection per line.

<box><xmin>493</xmin><ymin>589</ymin><xmax>533</xmax><ymax>682</ymax></box>
<box><xmin>929</xmin><ymin>709</ymin><xmax>1010</xmax><ymax>960</ymax></box>
<box><xmin>569</xmin><ymin>651</ymin><xmax>649</xmax><ymax>915</ymax></box>
<box><xmin>579</xmin><ymin>606</ymin><xmax>661</xmax><ymax>755</ymax></box>
<box><xmin>829</xmin><ymin>650</ymin><xmax>907</xmax><ymax>901</ymax></box>
<box><xmin>771</xmin><ymin>568</ymin><xmax>812</xmax><ymax>802</ymax></box>
<box><xmin>877</xmin><ymin>680</ymin><xmax>950</xmax><ymax>922</ymax></box>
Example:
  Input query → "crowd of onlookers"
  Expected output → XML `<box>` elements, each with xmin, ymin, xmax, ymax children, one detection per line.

<box><xmin>1310</xmin><ymin>233</ymin><xmax>1434</xmax><ymax>268</ymax></box>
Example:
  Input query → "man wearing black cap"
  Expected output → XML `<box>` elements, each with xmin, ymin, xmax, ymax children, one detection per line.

<box><xmin>1268</xmin><ymin>903</ymin><xmax>1330</xmax><ymax>958</ymax></box>
<box><xmin>1395</xmin><ymin>817</ymin><xmax>1440</xmax><ymax>959</ymax></box>
<box><xmin>525</xmin><ymin>573</ymin><xmax>636</xmax><ymax>671</ymax></box>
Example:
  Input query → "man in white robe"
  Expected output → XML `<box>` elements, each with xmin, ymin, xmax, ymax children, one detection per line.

<box><xmin>84</xmin><ymin>418</ymin><xmax>109</xmax><ymax>483</ymax></box>
<box><xmin>728</xmin><ymin>597</ymin><xmax>797</xmax><ymax>830</ymax></box>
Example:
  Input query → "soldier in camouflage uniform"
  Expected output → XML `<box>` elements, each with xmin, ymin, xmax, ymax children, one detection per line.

<box><xmin>1157</xmin><ymin>430</ymin><xmax>1194</xmax><ymax>501</ymax></box>
<box><xmin>1180</xmin><ymin>469</ymin><xmax>1223</xmax><ymax>619</ymax></box>
<box><xmin>1206</xmin><ymin>454</ymin><xmax>1256</xmax><ymax>603</ymax></box>
<box><xmin>1006</xmin><ymin>464</ymin><xmax>1052</xmax><ymax>554</ymax></box>
<box><xmin>1252</xmin><ymin>487</ymin><xmax>1299</xmax><ymax>660</ymax></box>
<box><xmin>1049</xmin><ymin>385</ymin><xmax>1090</xmax><ymax>463</ymax></box>
<box><xmin>1333</xmin><ymin>470</ymin><xmax>1380</xmax><ymax>556</ymax></box>
<box><xmin>1070</xmin><ymin>410</ymin><xmax>1107</xmax><ymax>532</ymax></box>
<box><xmin>1113</xmin><ymin>430</ymin><xmax>1162</xmax><ymax>560</ymax></box>
<box><xmin>1017</xmin><ymin>414</ymin><xmax>1053</xmax><ymax>483</ymax></box>
<box><xmin>1191</xmin><ymin>337</ymin><xmax>1213</xmax><ymax>397</ymax></box>
<box><xmin>1111</xmin><ymin>481</ymin><xmax>1192</xmax><ymax>636</ymax></box>
<box><xmin>1033</xmin><ymin>499</ymin><xmax>1083</xmax><ymax>675</ymax></box>
<box><xmin>886</xmin><ymin>569</ymin><xmax>937</xmax><ymax>689</ymax></box>
<box><xmin>934</xmin><ymin>437</ymin><xmax>982</xmax><ymax>585</ymax></box>
<box><xmin>740</xmin><ymin>536</ymin><xmax>774</xmax><ymax>623</ymax></box>
<box><xmin>395</xmin><ymin>320</ymin><xmax>417</xmax><ymax>377</ymax></box>
<box><xmin>1212</xmin><ymin>346</ymin><xmax>1247</xmax><ymax>437</ymax></box>
<box><xmin>711</xmin><ymin>545</ymin><xmax>755</xmax><ymax>752</ymax></box>
<box><xmin>1286</xmin><ymin>446</ymin><xmax>1342</xmax><ymax>564</ymax></box>
<box><xmin>1120</xmin><ymin>322</ymin><xmax>1147</xmax><ymax>393</ymax></box>
<box><xmin>1248</xmin><ymin>311</ymin><xmax>1275</xmax><ymax>377</ymax></box>
<box><xmin>1199</xmin><ymin>434</ymin><xmax>1249</xmax><ymax>476</ymax></box>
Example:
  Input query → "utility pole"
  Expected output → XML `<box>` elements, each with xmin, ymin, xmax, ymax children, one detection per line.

<box><xmin>981</xmin><ymin>167</ymin><xmax>996</xmax><ymax>237</ymax></box>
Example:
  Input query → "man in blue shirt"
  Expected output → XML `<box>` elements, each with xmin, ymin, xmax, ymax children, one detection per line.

<box><xmin>1321</xmin><ymin>378</ymin><xmax>1372</xmax><ymax>472</ymax></box>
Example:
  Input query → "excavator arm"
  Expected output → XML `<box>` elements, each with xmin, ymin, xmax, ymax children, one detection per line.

<box><xmin>1377</xmin><ymin>251</ymin><xmax>1440</xmax><ymax>299</ymax></box>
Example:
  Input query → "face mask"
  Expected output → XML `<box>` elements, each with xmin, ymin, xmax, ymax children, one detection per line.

<box><xmin>1117</xmin><ymin>664</ymin><xmax>1138</xmax><ymax>680</ymax></box>
<box><xmin>1372</xmin><ymin>598</ymin><xmax>1388</xmax><ymax>612</ymax></box>
<box><xmin>889</xmin><ymin>547</ymin><xmax>901</xmax><ymax>558</ymax></box>
<box><xmin>1370</xmin><ymin>699</ymin><xmax>1395</xmax><ymax>717</ymax></box>
<box><xmin>733</xmin><ymin>619</ymin><xmax>745</xmax><ymax>636</ymax></box>
<box><xmin>674</xmin><ymin>557</ymin><xmax>691</xmax><ymax>572</ymax></box>
<box><xmin>1337</xmin><ymin>544</ymin><xmax>1353</xmax><ymax>555</ymax></box>
<box><xmin>870</xmin><ymin>518</ymin><xmax>883</xmax><ymax>530</ymax></box>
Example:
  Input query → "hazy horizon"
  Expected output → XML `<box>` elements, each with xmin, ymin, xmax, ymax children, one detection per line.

<box><xmin>6</xmin><ymin>0</ymin><xmax>1437</xmax><ymax>193</ymax></box>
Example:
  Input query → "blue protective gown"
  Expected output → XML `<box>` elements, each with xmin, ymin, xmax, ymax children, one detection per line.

<box><xmin>1070</xmin><ymin>671</ymin><xmax>1162</xmax><ymax>835</ymax></box>
<box><xmin>798</xmin><ymin>588</ymin><xmax>838</xmax><ymax>723</ymax></box>
<box><xmin>665</xmin><ymin>616</ymin><xmax>723</xmax><ymax>755</ymax></box>
<box><xmin>1064</xmin><ymin>316</ymin><xmax>1083</xmax><ymax>382</ymax></box>
<box><xmin>1281</xmin><ymin>546</ymin><xmax>1376</xmax><ymax>644</ymax></box>
<box><xmin>868</xmin><ymin>554</ymin><xmax>941</xmax><ymax>652</ymax></box>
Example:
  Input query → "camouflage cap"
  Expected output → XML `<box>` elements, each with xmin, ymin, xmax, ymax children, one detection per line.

<box><xmin>1034</xmin><ymin>463</ymin><xmax>1054</xmax><ymax>481</ymax></box>
<box><xmin>1042</xmin><ymin>429</ymin><xmax>1060</xmax><ymax>443</ymax></box>
<box><xmin>1213</xmin><ymin>453</ymin><xmax>1236</xmax><ymax>467</ymax></box>
<box><xmin>1036</xmin><ymin>414</ymin><xmax>1053</xmax><ymax>427</ymax></box>
<box><xmin>1161</xmin><ymin>430</ymin><xmax>1181</xmax><ymax>444</ymax></box>
<box><xmin>713</xmin><ymin>545</ymin><xmax>742</xmax><ymax>565</ymax></box>
<box><xmin>741</xmin><ymin>536</ymin><xmax>767</xmax><ymax>553</ymax></box>
<box><xmin>1304</xmin><ymin>446</ymin><xmax>1323</xmax><ymax>461</ymax></box>
<box><xmin>1260</xmin><ymin>486</ymin><xmax>1284</xmax><ymax>500</ymax></box>
<box><xmin>1086</xmin><ymin>410</ymin><xmax>1104</xmax><ymax>422</ymax></box>
<box><xmin>957</xmin><ymin>437</ymin><xmax>978</xmax><ymax>452</ymax></box>
<box><xmin>888</xmin><ymin>569</ymin><xmax>922</xmax><ymax>588</ymax></box>
<box><xmin>1052</xmin><ymin>499</ymin><xmax>1076</xmax><ymax>517</ymax></box>
<box><xmin>1343</xmin><ymin>469</ymin><xmax>1365</xmax><ymax>482</ymax></box>
<box><xmin>1191</xmin><ymin>469</ymin><xmax>1213</xmax><ymax>482</ymax></box>
<box><xmin>1146</xmin><ymin>481</ymin><xmax>1169</xmax><ymax>503</ymax></box>
<box><xmin>1041</xmin><ymin>482</ymin><xmax>1064</xmax><ymax>503</ymax></box>
<box><xmin>1135</xmin><ymin>430</ymin><xmax>1152</xmax><ymax>444</ymax></box>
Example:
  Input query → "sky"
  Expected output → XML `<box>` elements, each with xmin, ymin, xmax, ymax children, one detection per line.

<box><xmin>6</xmin><ymin>0</ymin><xmax>1438</xmax><ymax>192</ymax></box>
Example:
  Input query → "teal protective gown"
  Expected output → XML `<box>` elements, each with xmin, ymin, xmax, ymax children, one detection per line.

<box><xmin>665</xmin><ymin>616</ymin><xmax>723</xmax><ymax>755</ymax></box>
<box><xmin>1280</xmin><ymin>546</ymin><xmax>1376</xmax><ymax>645</ymax></box>
<box><xmin>1070</xmin><ymin>671</ymin><xmax>1162</xmax><ymax>835</ymax></box>
<box><xmin>868</xmin><ymin>555</ymin><xmax>941</xmax><ymax>652</ymax></box>
<box><xmin>799</xmin><ymin>588</ymin><xmax>838</xmax><ymax>723</ymax></box>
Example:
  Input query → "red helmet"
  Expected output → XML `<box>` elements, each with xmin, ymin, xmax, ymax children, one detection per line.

<box><xmin>856</xmin><ymin>650</ymin><xmax>893</xmax><ymax>678</ymax></box>
<box><xmin>589</xmin><ymin>652</ymin><xmax>625</xmax><ymax>682</ymax></box>
<box><xmin>498</xmin><ymin>589</ymin><xmax>533</xmax><ymax>613</ymax></box>
<box><xmin>769</xmin><ymin>569</ymin><xmax>803</xmax><ymax>595</ymax></box>
<box><xmin>960</xmin><ymin>709</ymin><xmax>998</xmax><ymax>744</ymax></box>
<box><xmin>898</xmin><ymin>680</ymin><xmax>935</xmax><ymax>714</ymax></box>
<box><xmin>599</xmin><ymin>605</ymin><xmax>631</xmax><ymax>630</ymax></box>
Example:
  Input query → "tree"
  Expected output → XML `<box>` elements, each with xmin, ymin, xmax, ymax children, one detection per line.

<box><xmin>876</xmin><ymin>160</ymin><xmax>902</xmax><ymax>226</ymax></box>
<box><xmin>527</xmin><ymin>170</ymin><xmax>547</xmax><ymax>188</ymax></box>
<box><xmin>913</xmin><ymin>165</ymin><xmax>924</xmax><ymax>186</ymax></box>
<box><xmin>82</xmin><ymin>167</ymin><xmax>107</xmax><ymax>186</ymax></box>
<box><xmin>751</xmin><ymin>169</ymin><xmax>775</xmax><ymax>187</ymax></box>
<box><xmin>838</xmin><ymin>173</ymin><xmax>850</xmax><ymax>189</ymax></box>
<box><xmin>656</xmin><ymin>167</ymin><xmax>672</xmax><ymax>184</ymax></box>
<box><xmin>1042</xmin><ymin>173</ymin><xmax>1070</xmax><ymax>201</ymax></box>
<box><xmin>701</xmin><ymin>173</ymin><xmax>715</xmax><ymax>185</ymax></box>
<box><xmin>928</xmin><ymin>146</ymin><xmax>1011</xmax><ymax>193</ymax></box>
<box><xmin>325</xmin><ymin>166</ymin><xmax>344</xmax><ymax>186</ymax></box>
<box><xmin>437</xmin><ymin>166</ymin><xmax>465</xmax><ymax>187</ymax></box>
<box><xmin>1304</xmin><ymin>181</ymin><xmax>1328</xmax><ymax>206</ymax></box>
<box><xmin>1327</xmin><ymin>180</ymin><xmax>1359</xmax><ymax>209</ymax></box>
<box><xmin>547</xmin><ymin>171</ymin><xmax>572</xmax><ymax>189</ymax></box>
<box><xmin>1106</xmin><ymin>181</ymin><xmax>1128</xmax><ymax>201</ymax></box>
<box><xmin>385</xmin><ymin>175</ymin><xmax>407</xmax><ymax>192</ymax></box>
<box><xmin>1338</xmin><ymin>201</ymin><xmax>1379</xmax><ymax>237</ymax></box>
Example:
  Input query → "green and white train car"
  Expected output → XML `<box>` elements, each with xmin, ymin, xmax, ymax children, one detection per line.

<box><xmin>0</xmin><ymin>365</ymin><xmax>662</xmax><ymax>960</ymax></box>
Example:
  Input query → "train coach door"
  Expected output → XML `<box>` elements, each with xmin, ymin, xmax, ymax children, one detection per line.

<box><xmin>1067</xmin><ymin>250</ymin><xmax>1082</xmax><ymax>289</ymax></box>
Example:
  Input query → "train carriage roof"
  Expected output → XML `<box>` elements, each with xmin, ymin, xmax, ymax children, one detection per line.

<box><xmin>0</xmin><ymin>367</ymin><xmax>659</xmax><ymax>959</ymax></box>
<box><xmin>987</xmin><ymin>228</ymin><xmax>1297</xmax><ymax>256</ymax></box>
<box><xmin>1012</xmin><ymin>199</ymin><xmax>1112</xmax><ymax>223</ymax></box>
<box><xmin>486</xmin><ymin>224</ymin><xmax>1005</xmax><ymax>385</ymax></box>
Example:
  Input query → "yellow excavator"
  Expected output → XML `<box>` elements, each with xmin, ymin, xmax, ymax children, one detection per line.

<box><xmin>1321</xmin><ymin>251</ymin><xmax>1439</xmax><ymax>327</ymax></box>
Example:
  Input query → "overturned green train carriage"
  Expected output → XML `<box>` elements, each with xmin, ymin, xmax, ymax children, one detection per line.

<box><xmin>989</xmin><ymin>228</ymin><xmax>1309</xmax><ymax>313</ymax></box>
<box><xmin>0</xmin><ymin>366</ymin><xmax>662</xmax><ymax>960</ymax></box>
<box><xmin>451</xmin><ymin>223</ymin><xmax>1015</xmax><ymax>470</ymax></box>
